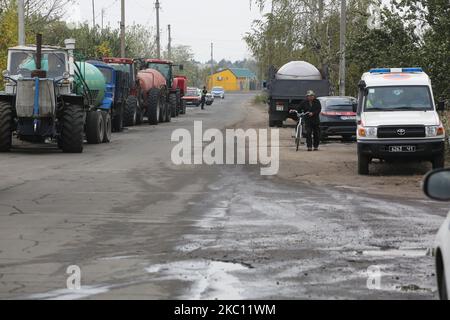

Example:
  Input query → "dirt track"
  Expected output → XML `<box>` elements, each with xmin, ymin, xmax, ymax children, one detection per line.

<box><xmin>247</xmin><ymin>102</ymin><xmax>435</xmax><ymax>199</ymax></box>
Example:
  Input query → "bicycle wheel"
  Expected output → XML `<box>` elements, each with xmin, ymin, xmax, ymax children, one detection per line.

<box><xmin>296</xmin><ymin>122</ymin><xmax>302</xmax><ymax>151</ymax></box>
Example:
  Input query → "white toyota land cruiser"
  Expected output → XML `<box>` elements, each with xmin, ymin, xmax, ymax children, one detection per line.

<box><xmin>356</xmin><ymin>68</ymin><xmax>446</xmax><ymax>175</ymax></box>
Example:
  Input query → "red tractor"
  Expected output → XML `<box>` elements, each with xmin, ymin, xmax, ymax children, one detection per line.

<box><xmin>143</xmin><ymin>59</ymin><xmax>187</xmax><ymax>117</ymax></box>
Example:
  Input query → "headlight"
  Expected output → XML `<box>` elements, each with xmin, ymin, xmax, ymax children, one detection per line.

<box><xmin>358</xmin><ymin>126</ymin><xmax>377</xmax><ymax>138</ymax></box>
<box><xmin>426</xmin><ymin>125</ymin><xmax>445</xmax><ymax>137</ymax></box>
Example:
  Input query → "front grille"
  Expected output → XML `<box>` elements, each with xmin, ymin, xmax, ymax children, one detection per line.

<box><xmin>16</xmin><ymin>79</ymin><xmax>55</xmax><ymax>117</ymax></box>
<box><xmin>377</xmin><ymin>126</ymin><xmax>425</xmax><ymax>138</ymax></box>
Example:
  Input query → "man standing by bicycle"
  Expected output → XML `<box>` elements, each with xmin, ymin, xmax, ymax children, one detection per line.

<box><xmin>299</xmin><ymin>90</ymin><xmax>322</xmax><ymax>151</ymax></box>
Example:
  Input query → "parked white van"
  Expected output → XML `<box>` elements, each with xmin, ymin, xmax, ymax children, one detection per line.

<box><xmin>356</xmin><ymin>68</ymin><xmax>446</xmax><ymax>175</ymax></box>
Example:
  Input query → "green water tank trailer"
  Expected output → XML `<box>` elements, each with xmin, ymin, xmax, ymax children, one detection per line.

<box><xmin>72</xmin><ymin>61</ymin><xmax>106</xmax><ymax>107</ymax></box>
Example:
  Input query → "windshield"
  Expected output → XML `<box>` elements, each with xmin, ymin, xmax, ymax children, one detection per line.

<box><xmin>187</xmin><ymin>89</ymin><xmax>199</xmax><ymax>96</ymax></box>
<box><xmin>147</xmin><ymin>63</ymin><xmax>170</xmax><ymax>79</ymax></box>
<box><xmin>364</xmin><ymin>86</ymin><xmax>433</xmax><ymax>112</ymax></box>
<box><xmin>9</xmin><ymin>51</ymin><xmax>67</xmax><ymax>78</ymax></box>
<box><xmin>212</xmin><ymin>87</ymin><xmax>224</xmax><ymax>92</ymax></box>
<box><xmin>99</xmin><ymin>67</ymin><xmax>113</xmax><ymax>83</ymax></box>
<box><xmin>322</xmin><ymin>98</ymin><xmax>356</xmax><ymax>111</ymax></box>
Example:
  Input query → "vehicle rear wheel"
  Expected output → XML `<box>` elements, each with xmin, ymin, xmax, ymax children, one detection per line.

<box><xmin>164</xmin><ymin>94</ymin><xmax>171</xmax><ymax>123</ymax></box>
<box><xmin>112</xmin><ymin>103</ymin><xmax>124</xmax><ymax>132</ymax></box>
<box><xmin>102</xmin><ymin>111</ymin><xmax>112</xmax><ymax>143</ymax></box>
<box><xmin>60</xmin><ymin>104</ymin><xmax>84</xmax><ymax>153</ymax></box>
<box><xmin>358</xmin><ymin>152</ymin><xmax>370</xmax><ymax>175</ymax></box>
<box><xmin>169</xmin><ymin>93</ymin><xmax>177</xmax><ymax>118</ymax></box>
<box><xmin>181</xmin><ymin>99</ymin><xmax>187</xmax><ymax>114</ymax></box>
<box><xmin>432</xmin><ymin>154</ymin><xmax>445</xmax><ymax>170</ymax></box>
<box><xmin>148</xmin><ymin>88</ymin><xmax>160</xmax><ymax>125</ymax></box>
<box><xmin>123</xmin><ymin>96</ymin><xmax>137</xmax><ymax>127</ymax></box>
<box><xmin>0</xmin><ymin>101</ymin><xmax>13</xmax><ymax>152</ymax></box>
<box><xmin>86</xmin><ymin>110</ymin><xmax>104</xmax><ymax>144</ymax></box>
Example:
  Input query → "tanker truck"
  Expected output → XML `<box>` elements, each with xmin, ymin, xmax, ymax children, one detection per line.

<box><xmin>265</xmin><ymin>61</ymin><xmax>330</xmax><ymax>127</ymax></box>
<box><xmin>72</xmin><ymin>61</ymin><xmax>112</xmax><ymax>144</ymax></box>
<box><xmin>137</xmin><ymin>68</ymin><xmax>168</xmax><ymax>125</ymax></box>
<box><xmin>0</xmin><ymin>35</ymin><xmax>87</xmax><ymax>152</ymax></box>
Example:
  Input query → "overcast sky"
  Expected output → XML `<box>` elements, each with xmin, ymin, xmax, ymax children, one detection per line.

<box><xmin>66</xmin><ymin>0</ymin><xmax>265</xmax><ymax>62</ymax></box>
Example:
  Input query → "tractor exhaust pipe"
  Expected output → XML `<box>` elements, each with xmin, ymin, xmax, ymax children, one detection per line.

<box><xmin>32</xmin><ymin>33</ymin><xmax>46</xmax><ymax>78</ymax></box>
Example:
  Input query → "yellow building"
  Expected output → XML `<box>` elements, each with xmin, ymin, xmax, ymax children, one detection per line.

<box><xmin>207</xmin><ymin>68</ymin><xmax>257</xmax><ymax>92</ymax></box>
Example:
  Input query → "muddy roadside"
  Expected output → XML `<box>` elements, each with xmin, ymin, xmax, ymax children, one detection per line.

<box><xmin>241</xmin><ymin>101</ymin><xmax>440</xmax><ymax>199</ymax></box>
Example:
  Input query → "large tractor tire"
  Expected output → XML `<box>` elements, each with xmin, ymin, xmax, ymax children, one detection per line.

<box><xmin>163</xmin><ymin>93</ymin><xmax>171</xmax><ymax>123</ymax></box>
<box><xmin>176</xmin><ymin>92</ymin><xmax>182</xmax><ymax>115</ymax></box>
<box><xmin>123</xmin><ymin>96</ymin><xmax>138</xmax><ymax>127</ymax></box>
<box><xmin>112</xmin><ymin>103</ymin><xmax>124</xmax><ymax>132</ymax></box>
<box><xmin>86</xmin><ymin>110</ymin><xmax>105</xmax><ymax>144</ymax></box>
<box><xmin>60</xmin><ymin>104</ymin><xmax>85</xmax><ymax>153</ymax></box>
<box><xmin>170</xmin><ymin>93</ymin><xmax>178</xmax><ymax>118</ymax></box>
<box><xmin>136</xmin><ymin>105</ymin><xmax>144</xmax><ymax>125</ymax></box>
<box><xmin>147</xmin><ymin>88</ymin><xmax>161</xmax><ymax>125</ymax></box>
<box><xmin>0</xmin><ymin>101</ymin><xmax>13</xmax><ymax>152</ymax></box>
<box><xmin>181</xmin><ymin>99</ymin><xmax>187</xmax><ymax>115</ymax></box>
<box><xmin>102</xmin><ymin>111</ymin><xmax>112</xmax><ymax>143</ymax></box>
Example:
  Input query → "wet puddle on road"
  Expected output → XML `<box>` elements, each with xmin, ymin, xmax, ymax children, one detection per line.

<box><xmin>146</xmin><ymin>259</ymin><xmax>249</xmax><ymax>299</ymax></box>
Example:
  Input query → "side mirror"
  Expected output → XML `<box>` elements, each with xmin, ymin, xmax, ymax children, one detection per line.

<box><xmin>423</xmin><ymin>169</ymin><xmax>450</xmax><ymax>201</ymax></box>
<box><xmin>352</xmin><ymin>103</ymin><xmax>357</xmax><ymax>113</ymax></box>
<box><xmin>437</xmin><ymin>101</ymin><xmax>445</xmax><ymax>112</ymax></box>
<box><xmin>179</xmin><ymin>64</ymin><xmax>184</xmax><ymax>71</ymax></box>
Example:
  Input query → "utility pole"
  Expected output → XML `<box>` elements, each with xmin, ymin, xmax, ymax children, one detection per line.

<box><xmin>339</xmin><ymin>0</ymin><xmax>347</xmax><ymax>96</ymax></box>
<box><xmin>18</xmin><ymin>0</ymin><xmax>25</xmax><ymax>45</ymax></box>
<box><xmin>210</xmin><ymin>42</ymin><xmax>214</xmax><ymax>89</ymax></box>
<box><xmin>101</xmin><ymin>8</ymin><xmax>105</xmax><ymax>30</ymax></box>
<box><xmin>167</xmin><ymin>24</ymin><xmax>172</xmax><ymax>60</ymax></box>
<box><xmin>120</xmin><ymin>0</ymin><xmax>126</xmax><ymax>57</ymax></box>
<box><xmin>155</xmin><ymin>0</ymin><xmax>161</xmax><ymax>59</ymax></box>
<box><xmin>92</xmin><ymin>0</ymin><xmax>96</xmax><ymax>28</ymax></box>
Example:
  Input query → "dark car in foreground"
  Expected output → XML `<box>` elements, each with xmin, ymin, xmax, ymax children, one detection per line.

<box><xmin>318</xmin><ymin>96</ymin><xmax>357</xmax><ymax>140</ymax></box>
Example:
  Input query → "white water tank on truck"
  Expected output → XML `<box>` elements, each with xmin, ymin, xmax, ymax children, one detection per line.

<box><xmin>275</xmin><ymin>61</ymin><xmax>322</xmax><ymax>80</ymax></box>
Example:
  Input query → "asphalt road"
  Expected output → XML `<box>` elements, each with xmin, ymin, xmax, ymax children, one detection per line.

<box><xmin>0</xmin><ymin>93</ymin><xmax>448</xmax><ymax>300</ymax></box>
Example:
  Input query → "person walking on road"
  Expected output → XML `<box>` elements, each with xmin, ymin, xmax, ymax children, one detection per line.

<box><xmin>299</xmin><ymin>90</ymin><xmax>322</xmax><ymax>151</ymax></box>
<box><xmin>201</xmin><ymin>86</ymin><xmax>208</xmax><ymax>110</ymax></box>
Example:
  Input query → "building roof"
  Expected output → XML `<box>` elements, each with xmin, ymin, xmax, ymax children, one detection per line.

<box><xmin>228</xmin><ymin>68</ymin><xmax>257</xmax><ymax>79</ymax></box>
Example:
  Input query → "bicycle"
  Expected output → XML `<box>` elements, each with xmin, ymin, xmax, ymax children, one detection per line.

<box><xmin>289</xmin><ymin>110</ymin><xmax>309</xmax><ymax>151</ymax></box>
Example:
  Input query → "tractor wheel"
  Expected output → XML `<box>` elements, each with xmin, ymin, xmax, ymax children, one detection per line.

<box><xmin>136</xmin><ymin>105</ymin><xmax>144</xmax><ymax>125</ymax></box>
<box><xmin>0</xmin><ymin>101</ymin><xmax>13</xmax><ymax>152</ymax></box>
<box><xmin>182</xmin><ymin>99</ymin><xmax>187</xmax><ymax>114</ymax></box>
<box><xmin>164</xmin><ymin>94</ymin><xmax>171</xmax><ymax>123</ymax></box>
<box><xmin>147</xmin><ymin>88</ymin><xmax>161</xmax><ymax>125</ymax></box>
<box><xmin>170</xmin><ymin>93</ymin><xmax>177</xmax><ymax>118</ymax></box>
<box><xmin>123</xmin><ymin>96</ymin><xmax>138</xmax><ymax>127</ymax></box>
<box><xmin>102</xmin><ymin>111</ymin><xmax>112</xmax><ymax>143</ymax></box>
<box><xmin>60</xmin><ymin>104</ymin><xmax>84</xmax><ymax>153</ymax></box>
<box><xmin>112</xmin><ymin>103</ymin><xmax>124</xmax><ymax>132</ymax></box>
<box><xmin>176</xmin><ymin>92</ymin><xmax>182</xmax><ymax>115</ymax></box>
<box><xmin>86</xmin><ymin>110</ymin><xmax>105</xmax><ymax>144</ymax></box>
